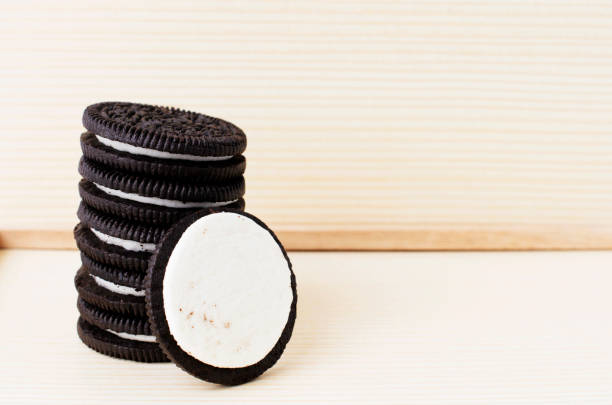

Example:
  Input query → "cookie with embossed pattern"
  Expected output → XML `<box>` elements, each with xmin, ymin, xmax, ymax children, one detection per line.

<box><xmin>82</xmin><ymin>101</ymin><xmax>246</xmax><ymax>158</ymax></box>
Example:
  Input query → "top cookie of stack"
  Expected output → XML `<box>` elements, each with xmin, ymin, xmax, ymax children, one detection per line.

<box><xmin>78</xmin><ymin>102</ymin><xmax>247</xmax><ymax>224</ymax></box>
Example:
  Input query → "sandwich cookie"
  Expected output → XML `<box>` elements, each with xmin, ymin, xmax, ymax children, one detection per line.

<box><xmin>79</xmin><ymin>180</ymin><xmax>245</xmax><ymax>225</ymax></box>
<box><xmin>81</xmin><ymin>132</ymin><xmax>246</xmax><ymax>182</ymax></box>
<box><xmin>81</xmin><ymin>253</ymin><xmax>145</xmax><ymax>291</ymax></box>
<box><xmin>79</xmin><ymin>157</ymin><xmax>245</xmax><ymax>208</ymax></box>
<box><xmin>77</xmin><ymin>298</ymin><xmax>157</xmax><ymax>344</ymax></box>
<box><xmin>74</xmin><ymin>223</ymin><xmax>150</xmax><ymax>272</ymax></box>
<box><xmin>80</xmin><ymin>252</ymin><xmax>146</xmax><ymax>307</ymax></box>
<box><xmin>77</xmin><ymin>202</ymin><xmax>164</xmax><ymax>252</ymax></box>
<box><xmin>146</xmin><ymin>210</ymin><xmax>297</xmax><ymax>386</ymax></box>
<box><xmin>75</xmin><ymin>267</ymin><xmax>146</xmax><ymax>316</ymax></box>
<box><xmin>82</xmin><ymin>101</ymin><xmax>247</xmax><ymax>158</ymax></box>
<box><xmin>77</xmin><ymin>317</ymin><xmax>168</xmax><ymax>363</ymax></box>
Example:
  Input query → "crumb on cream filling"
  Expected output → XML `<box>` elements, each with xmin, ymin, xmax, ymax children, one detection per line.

<box><xmin>105</xmin><ymin>329</ymin><xmax>156</xmax><ymax>343</ymax></box>
<box><xmin>93</xmin><ymin>183</ymin><xmax>238</xmax><ymax>209</ymax></box>
<box><xmin>91</xmin><ymin>274</ymin><xmax>145</xmax><ymax>297</ymax></box>
<box><xmin>90</xmin><ymin>228</ymin><xmax>156</xmax><ymax>252</ymax></box>
<box><xmin>95</xmin><ymin>134</ymin><xmax>233</xmax><ymax>162</ymax></box>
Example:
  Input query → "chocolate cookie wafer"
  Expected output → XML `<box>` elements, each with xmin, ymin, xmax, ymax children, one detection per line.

<box><xmin>77</xmin><ymin>201</ymin><xmax>164</xmax><ymax>249</ymax></box>
<box><xmin>79</xmin><ymin>157</ymin><xmax>245</xmax><ymax>207</ymax></box>
<box><xmin>77</xmin><ymin>317</ymin><xmax>168</xmax><ymax>363</ymax></box>
<box><xmin>75</xmin><ymin>267</ymin><xmax>146</xmax><ymax>316</ymax></box>
<box><xmin>81</xmin><ymin>132</ymin><xmax>246</xmax><ymax>182</ymax></box>
<box><xmin>81</xmin><ymin>253</ymin><xmax>145</xmax><ymax>291</ymax></box>
<box><xmin>74</xmin><ymin>223</ymin><xmax>150</xmax><ymax>272</ymax></box>
<box><xmin>82</xmin><ymin>102</ymin><xmax>246</xmax><ymax>158</ymax></box>
<box><xmin>77</xmin><ymin>298</ymin><xmax>154</xmax><ymax>340</ymax></box>
<box><xmin>79</xmin><ymin>180</ymin><xmax>245</xmax><ymax>225</ymax></box>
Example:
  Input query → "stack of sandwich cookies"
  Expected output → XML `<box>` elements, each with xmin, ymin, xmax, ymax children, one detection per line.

<box><xmin>74</xmin><ymin>102</ymin><xmax>247</xmax><ymax>362</ymax></box>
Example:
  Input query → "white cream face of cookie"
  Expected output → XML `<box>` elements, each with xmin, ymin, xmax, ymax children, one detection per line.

<box><xmin>162</xmin><ymin>212</ymin><xmax>293</xmax><ymax>368</ymax></box>
<box><xmin>95</xmin><ymin>135</ymin><xmax>233</xmax><ymax>161</ymax></box>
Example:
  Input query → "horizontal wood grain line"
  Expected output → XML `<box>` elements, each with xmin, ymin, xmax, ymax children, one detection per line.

<box><xmin>2</xmin><ymin>228</ymin><xmax>611</xmax><ymax>251</ymax></box>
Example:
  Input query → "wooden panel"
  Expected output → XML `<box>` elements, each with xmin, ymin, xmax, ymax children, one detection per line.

<box><xmin>2</xmin><ymin>249</ymin><xmax>612</xmax><ymax>402</ymax></box>
<box><xmin>2</xmin><ymin>1</ymin><xmax>612</xmax><ymax>249</ymax></box>
<box><xmin>3</xmin><ymin>227</ymin><xmax>612</xmax><ymax>251</ymax></box>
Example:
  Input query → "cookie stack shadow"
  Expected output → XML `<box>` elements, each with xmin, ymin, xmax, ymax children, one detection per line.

<box><xmin>73</xmin><ymin>102</ymin><xmax>247</xmax><ymax>362</ymax></box>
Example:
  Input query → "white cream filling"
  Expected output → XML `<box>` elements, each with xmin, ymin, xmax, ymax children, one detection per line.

<box><xmin>91</xmin><ymin>274</ymin><xmax>145</xmax><ymax>297</ymax></box>
<box><xmin>93</xmin><ymin>183</ymin><xmax>238</xmax><ymax>209</ymax></box>
<box><xmin>163</xmin><ymin>212</ymin><xmax>293</xmax><ymax>368</ymax></box>
<box><xmin>106</xmin><ymin>329</ymin><xmax>157</xmax><ymax>343</ymax></box>
<box><xmin>90</xmin><ymin>228</ymin><xmax>156</xmax><ymax>252</ymax></box>
<box><xmin>95</xmin><ymin>135</ymin><xmax>232</xmax><ymax>162</ymax></box>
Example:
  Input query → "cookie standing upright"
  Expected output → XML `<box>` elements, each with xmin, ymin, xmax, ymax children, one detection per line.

<box><xmin>146</xmin><ymin>210</ymin><xmax>297</xmax><ymax>385</ymax></box>
<box><xmin>74</xmin><ymin>102</ymin><xmax>248</xmax><ymax>363</ymax></box>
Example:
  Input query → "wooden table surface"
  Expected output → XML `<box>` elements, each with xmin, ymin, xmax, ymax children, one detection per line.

<box><xmin>1</xmin><ymin>249</ymin><xmax>611</xmax><ymax>404</ymax></box>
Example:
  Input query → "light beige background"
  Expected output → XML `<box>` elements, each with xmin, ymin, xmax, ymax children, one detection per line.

<box><xmin>2</xmin><ymin>0</ymin><xmax>612</xmax><ymax>249</ymax></box>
